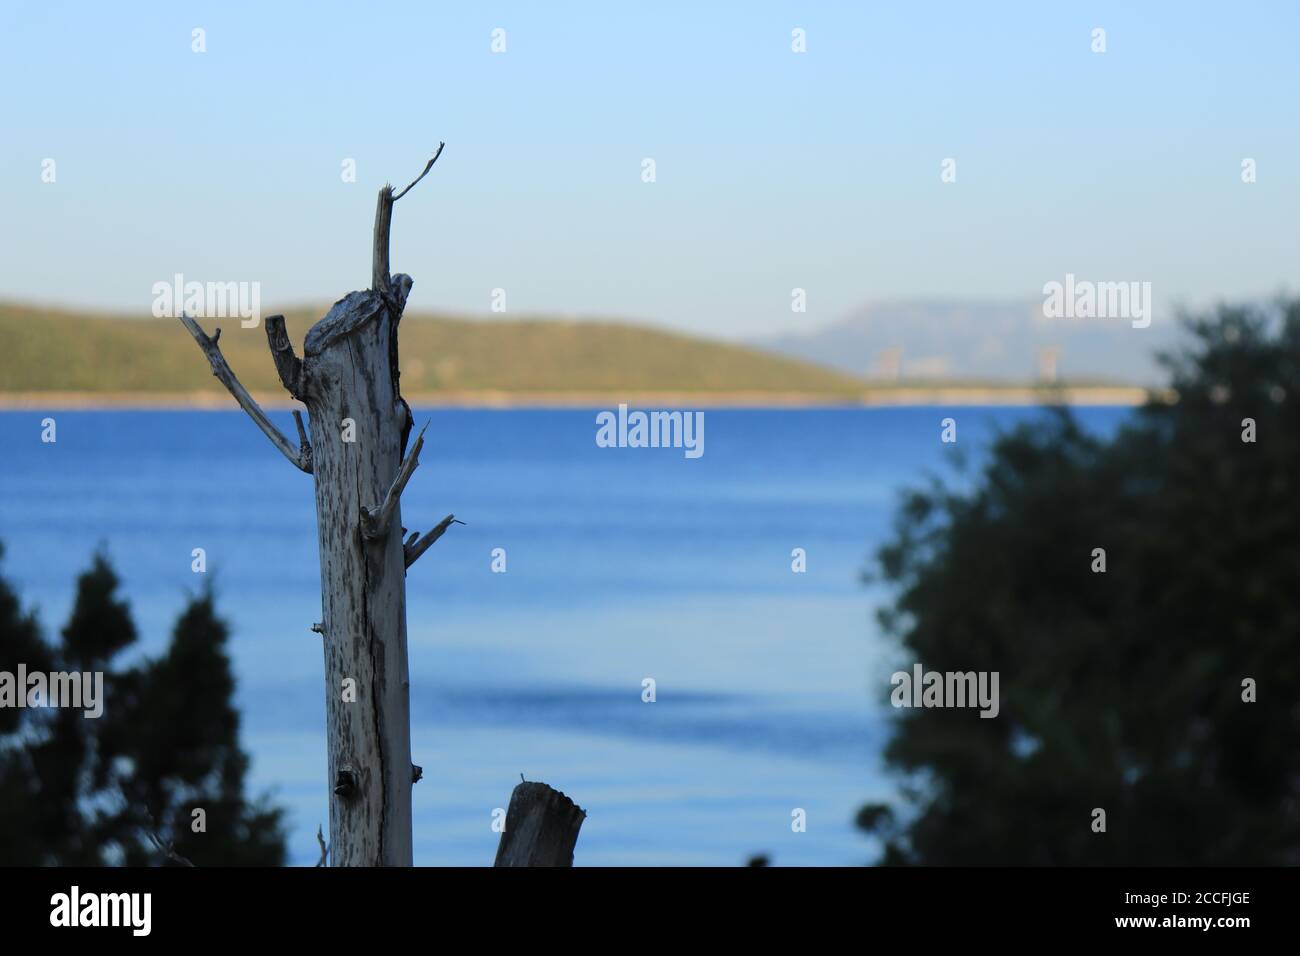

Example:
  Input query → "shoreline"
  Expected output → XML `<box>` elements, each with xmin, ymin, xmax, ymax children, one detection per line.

<box><xmin>0</xmin><ymin>387</ymin><xmax>1162</xmax><ymax>410</ymax></box>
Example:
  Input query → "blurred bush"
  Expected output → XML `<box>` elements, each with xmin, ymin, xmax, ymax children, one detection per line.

<box><xmin>0</xmin><ymin>551</ymin><xmax>285</xmax><ymax>865</ymax></box>
<box><xmin>861</xmin><ymin>299</ymin><xmax>1300</xmax><ymax>865</ymax></box>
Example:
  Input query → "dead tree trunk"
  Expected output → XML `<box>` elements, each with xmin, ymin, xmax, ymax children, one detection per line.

<box><xmin>493</xmin><ymin>782</ymin><xmax>586</xmax><ymax>867</ymax></box>
<box><xmin>179</xmin><ymin>148</ymin><xmax>454</xmax><ymax>866</ymax></box>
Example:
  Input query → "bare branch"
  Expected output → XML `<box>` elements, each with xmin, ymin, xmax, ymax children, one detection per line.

<box><xmin>404</xmin><ymin>514</ymin><xmax>464</xmax><ymax>569</ymax></box>
<box><xmin>392</xmin><ymin>143</ymin><xmax>445</xmax><ymax>201</ymax></box>
<box><xmin>361</xmin><ymin>421</ymin><xmax>428</xmax><ymax>540</ymax></box>
<box><xmin>177</xmin><ymin>312</ymin><xmax>312</xmax><ymax>474</ymax></box>
<box><xmin>148</xmin><ymin>830</ymin><xmax>195</xmax><ymax>867</ymax></box>
<box><xmin>315</xmin><ymin>824</ymin><xmax>329</xmax><ymax>867</ymax></box>
<box><xmin>373</xmin><ymin>145</ymin><xmax>444</xmax><ymax>292</ymax></box>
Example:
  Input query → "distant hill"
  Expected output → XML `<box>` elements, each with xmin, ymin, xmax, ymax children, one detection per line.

<box><xmin>0</xmin><ymin>301</ymin><xmax>867</xmax><ymax>402</ymax></box>
<box><xmin>755</xmin><ymin>300</ymin><xmax>1182</xmax><ymax>386</ymax></box>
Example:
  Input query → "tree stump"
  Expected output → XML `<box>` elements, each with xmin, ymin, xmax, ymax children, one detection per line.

<box><xmin>494</xmin><ymin>782</ymin><xmax>586</xmax><ymax>867</ymax></box>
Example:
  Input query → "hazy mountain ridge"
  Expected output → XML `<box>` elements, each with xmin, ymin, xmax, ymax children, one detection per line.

<box><xmin>756</xmin><ymin>300</ymin><xmax>1182</xmax><ymax>385</ymax></box>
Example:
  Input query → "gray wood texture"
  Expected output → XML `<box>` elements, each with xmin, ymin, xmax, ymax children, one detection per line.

<box><xmin>494</xmin><ymin>782</ymin><xmax>586</xmax><ymax>867</ymax></box>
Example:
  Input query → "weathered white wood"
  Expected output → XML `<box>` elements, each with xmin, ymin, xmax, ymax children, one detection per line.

<box><xmin>299</xmin><ymin>153</ymin><xmax>443</xmax><ymax>864</ymax></box>
<box><xmin>300</xmin><ymin>285</ymin><xmax>415</xmax><ymax>866</ymax></box>
<box><xmin>180</xmin><ymin>150</ymin><xmax>458</xmax><ymax>867</ymax></box>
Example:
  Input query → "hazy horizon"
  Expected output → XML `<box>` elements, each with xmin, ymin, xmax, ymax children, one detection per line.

<box><xmin>3</xmin><ymin>1</ymin><xmax>1296</xmax><ymax>341</ymax></box>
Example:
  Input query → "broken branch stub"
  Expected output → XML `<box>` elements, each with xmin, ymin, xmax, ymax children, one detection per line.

<box><xmin>493</xmin><ymin>782</ymin><xmax>586</xmax><ymax>867</ymax></box>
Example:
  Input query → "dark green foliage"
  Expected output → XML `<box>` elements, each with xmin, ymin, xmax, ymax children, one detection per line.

<box><xmin>0</xmin><ymin>543</ymin><xmax>57</xmax><ymax>865</ymax></box>
<box><xmin>0</xmin><ymin>549</ymin><xmax>285</xmax><ymax>866</ymax></box>
<box><xmin>862</xmin><ymin>299</ymin><xmax>1300</xmax><ymax>865</ymax></box>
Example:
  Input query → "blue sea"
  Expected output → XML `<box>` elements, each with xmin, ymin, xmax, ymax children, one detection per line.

<box><xmin>0</xmin><ymin>406</ymin><xmax>1129</xmax><ymax>865</ymax></box>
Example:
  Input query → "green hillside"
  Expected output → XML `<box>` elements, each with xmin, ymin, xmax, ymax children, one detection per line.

<box><xmin>0</xmin><ymin>301</ymin><xmax>866</xmax><ymax>399</ymax></box>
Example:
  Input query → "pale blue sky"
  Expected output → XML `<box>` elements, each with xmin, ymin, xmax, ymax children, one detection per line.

<box><xmin>2</xmin><ymin>1</ymin><xmax>1296</xmax><ymax>338</ymax></box>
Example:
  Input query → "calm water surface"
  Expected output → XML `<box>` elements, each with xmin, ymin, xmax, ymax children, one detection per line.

<box><xmin>0</xmin><ymin>406</ymin><xmax>1129</xmax><ymax>865</ymax></box>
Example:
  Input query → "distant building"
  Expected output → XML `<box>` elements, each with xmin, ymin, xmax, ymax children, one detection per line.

<box><xmin>1037</xmin><ymin>346</ymin><xmax>1062</xmax><ymax>383</ymax></box>
<box><xmin>875</xmin><ymin>345</ymin><xmax>903</xmax><ymax>382</ymax></box>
